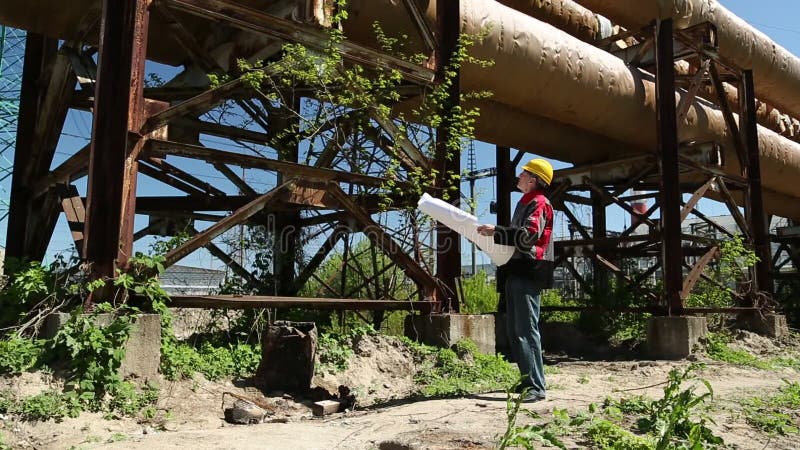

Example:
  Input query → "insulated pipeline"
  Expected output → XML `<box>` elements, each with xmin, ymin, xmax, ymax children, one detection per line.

<box><xmin>453</xmin><ymin>0</ymin><xmax>800</xmax><ymax>218</ymax></box>
<box><xmin>573</xmin><ymin>0</ymin><xmax>800</xmax><ymax>121</ymax></box>
<box><xmin>497</xmin><ymin>0</ymin><xmax>800</xmax><ymax>142</ymax></box>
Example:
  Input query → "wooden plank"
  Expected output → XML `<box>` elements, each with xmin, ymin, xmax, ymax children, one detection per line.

<box><xmin>57</xmin><ymin>184</ymin><xmax>86</xmax><ymax>253</ymax></box>
<box><xmin>164</xmin><ymin>180</ymin><xmax>293</xmax><ymax>267</ymax></box>
<box><xmin>165</xmin><ymin>295</ymin><xmax>434</xmax><ymax>312</ymax></box>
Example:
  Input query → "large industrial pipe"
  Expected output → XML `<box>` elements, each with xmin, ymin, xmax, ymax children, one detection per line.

<box><xmin>573</xmin><ymin>0</ymin><xmax>800</xmax><ymax>121</ymax></box>
<box><xmin>495</xmin><ymin>0</ymin><xmax>800</xmax><ymax>142</ymax></box>
<box><xmin>454</xmin><ymin>1</ymin><xmax>800</xmax><ymax>200</ymax></box>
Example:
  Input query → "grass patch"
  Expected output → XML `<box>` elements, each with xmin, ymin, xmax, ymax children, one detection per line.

<box><xmin>411</xmin><ymin>339</ymin><xmax>518</xmax><ymax>397</ymax></box>
<box><xmin>703</xmin><ymin>332</ymin><xmax>800</xmax><ymax>371</ymax></box>
<box><xmin>742</xmin><ymin>381</ymin><xmax>800</xmax><ymax>435</ymax></box>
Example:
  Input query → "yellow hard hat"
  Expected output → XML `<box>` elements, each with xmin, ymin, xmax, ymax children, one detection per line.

<box><xmin>522</xmin><ymin>158</ymin><xmax>553</xmax><ymax>186</ymax></box>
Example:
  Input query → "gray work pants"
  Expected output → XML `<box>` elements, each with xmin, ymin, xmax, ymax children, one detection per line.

<box><xmin>505</xmin><ymin>273</ymin><xmax>546</xmax><ymax>396</ymax></box>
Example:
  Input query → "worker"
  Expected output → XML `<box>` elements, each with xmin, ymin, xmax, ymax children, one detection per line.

<box><xmin>477</xmin><ymin>158</ymin><xmax>554</xmax><ymax>402</ymax></box>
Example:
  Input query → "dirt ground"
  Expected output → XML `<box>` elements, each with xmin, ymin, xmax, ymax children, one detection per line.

<box><xmin>2</xmin><ymin>330</ymin><xmax>800</xmax><ymax>450</ymax></box>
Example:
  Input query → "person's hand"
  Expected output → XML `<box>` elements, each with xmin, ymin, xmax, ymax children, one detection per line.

<box><xmin>477</xmin><ymin>224</ymin><xmax>495</xmax><ymax>236</ymax></box>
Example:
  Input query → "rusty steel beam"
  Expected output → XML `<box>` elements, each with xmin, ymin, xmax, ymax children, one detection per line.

<box><xmin>290</xmin><ymin>224</ymin><xmax>348</xmax><ymax>295</ymax></box>
<box><xmin>174</xmin><ymin>117</ymin><xmax>270</xmax><ymax>145</ymax></box>
<box><xmin>326</xmin><ymin>183</ymin><xmax>437</xmax><ymax>300</ymax></box>
<box><xmin>138</xmin><ymin>162</ymin><xmax>207</xmax><ymax>196</ymax></box>
<box><xmin>433</xmin><ymin>0</ymin><xmax>461</xmax><ymax>311</ymax></box>
<box><xmin>165</xmin><ymin>295</ymin><xmax>434</xmax><ymax>312</ymax></box>
<box><xmin>32</xmin><ymin>144</ymin><xmax>90</xmax><ymax>198</ymax></box>
<box><xmin>741</xmin><ymin>70</ymin><xmax>772</xmax><ymax>295</ymax></box>
<box><xmin>656</xmin><ymin>18</ymin><xmax>684</xmax><ymax>315</ymax></box>
<box><xmin>84</xmin><ymin>0</ymin><xmax>150</xmax><ymax>286</ymax></box>
<box><xmin>7</xmin><ymin>39</ymin><xmax>76</xmax><ymax>262</ymax></box>
<box><xmin>681</xmin><ymin>246</ymin><xmax>719</xmax><ymax>300</ymax></box>
<box><xmin>145</xmin><ymin>157</ymin><xmax>226</xmax><ymax>196</ymax></box>
<box><xmin>165</xmin><ymin>0</ymin><xmax>434</xmax><ymax>85</ymax></box>
<box><xmin>141</xmin><ymin>77</ymin><xmax>247</xmax><ymax>135</ymax></box>
<box><xmin>709</xmin><ymin>62</ymin><xmax>747</xmax><ymax>171</ymax></box>
<box><xmin>401</xmin><ymin>0</ymin><xmax>436</xmax><ymax>52</ymax></box>
<box><xmin>213</xmin><ymin>163</ymin><xmax>257</xmax><ymax>196</ymax></box>
<box><xmin>6</xmin><ymin>34</ymin><xmax>56</xmax><ymax>262</ymax></box>
<box><xmin>164</xmin><ymin>180</ymin><xmax>293</xmax><ymax>267</ymax></box>
<box><xmin>148</xmin><ymin>139</ymin><xmax>394</xmax><ymax>187</ymax></box>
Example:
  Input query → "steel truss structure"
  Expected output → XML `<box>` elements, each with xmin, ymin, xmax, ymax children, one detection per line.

<box><xmin>0</xmin><ymin>26</ymin><xmax>25</xmax><ymax>220</ymax></box>
<box><xmin>540</xmin><ymin>21</ymin><xmax>775</xmax><ymax>315</ymax></box>
<box><xmin>6</xmin><ymin>0</ymin><xmax>463</xmax><ymax>316</ymax></box>
<box><xmin>3</xmin><ymin>2</ymin><xmax>789</xmax><ymax>320</ymax></box>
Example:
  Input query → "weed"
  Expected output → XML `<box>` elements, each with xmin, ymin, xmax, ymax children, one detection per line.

<box><xmin>497</xmin><ymin>385</ymin><xmax>567</xmax><ymax>449</ymax></box>
<box><xmin>316</xmin><ymin>325</ymin><xmax>375</xmax><ymax>375</ymax></box>
<box><xmin>15</xmin><ymin>390</ymin><xmax>82</xmax><ymax>422</ymax></box>
<box><xmin>460</xmin><ymin>271</ymin><xmax>498</xmax><ymax>314</ymax></box>
<box><xmin>544</xmin><ymin>365</ymin><xmax>561</xmax><ymax>375</ymax></box>
<box><xmin>160</xmin><ymin>341</ymin><xmax>261</xmax><ymax>381</ymax></box>
<box><xmin>106</xmin><ymin>381</ymin><xmax>159</xmax><ymax>419</ymax></box>
<box><xmin>0</xmin><ymin>432</ymin><xmax>8</xmax><ymax>450</ymax></box>
<box><xmin>742</xmin><ymin>381</ymin><xmax>800</xmax><ymax>435</ymax></box>
<box><xmin>586</xmin><ymin>420</ymin><xmax>654</xmax><ymax>450</ymax></box>
<box><xmin>107</xmin><ymin>433</ymin><xmax>128</xmax><ymax>443</ymax></box>
<box><xmin>0</xmin><ymin>336</ymin><xmax>44</xmax><ymax>374</ymax></box>
<box><xmin>703</xmin><ymin>332</ymin><xmax>771</xmax><ymax>369</ymax></box>
<box><xmin>414</xmin><ymin>339</ymin><xmax>517</xmax><ymax>397</ymax></box>
<box><xmin>577</xmin><ymin>375</ymin><xmax>590</xmax><ymax>384</ymax></box>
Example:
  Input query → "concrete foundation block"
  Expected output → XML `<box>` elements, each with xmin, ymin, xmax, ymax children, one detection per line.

<box><xmin>736</xmin><ymin>313</ymin><xmax>789</xmax><ymax>339</ymax></box>
<box><xmin>647</xmin><ymin>316</ymin><xmax>707</xmax><ymax>360</ymax></box>
<box><xmin>42</xmin><ymin>312</ymin><xmax>161</xmax><ymax>381</ymax></box>
<box><xmin>405</xmin><ymin>314</ymin><xmax>495</xmax><ymax>354</ymax></box>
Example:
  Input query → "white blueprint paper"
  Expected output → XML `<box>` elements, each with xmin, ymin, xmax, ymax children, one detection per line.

<box><xmin>417</xmin><ymin>193</ymin><xmax>515</xmax><ymax>267</ymax></box>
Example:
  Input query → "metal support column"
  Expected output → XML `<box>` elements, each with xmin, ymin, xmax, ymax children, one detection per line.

<box><xmin>5</xmin><ymin>33</ymin><xmax>56</xmax><ymax>263</ymax></box>
<box><xmin>591</xmin><ymin>191</ymin><xmax>608</xmax><ymax>294</ymax></box>
<box><xmin>655</xmin><ymin>19</ymin><xmax>684</xmax><ymax>314</ymax></box>
<box><xmin>272</xmin><ymin>98</ymin><xmax>301</xmax><ymax>296</ymax></box>
<box><xmin>433</xmin><ymin>0</ymin><xmax>461</xmax><ymax>311</ymax></box>
<box><xmin>740</xmin><ymin>70</ymin><xmax>772</xmax><ymax>295</ymax></box>
<box><xmin>84</xmin><ymin>0</ymin><xmax>150</xmax><ymax>292</ymax></box>
<box><xmin>496</xmin><ymin>145</ymin><xmax>513</xmax><ymax>312</ymax></box>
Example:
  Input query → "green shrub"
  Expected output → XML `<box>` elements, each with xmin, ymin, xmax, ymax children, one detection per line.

<box><xmin>160</xmin><ymin>341</ymin><xmax>261</xmax><ymax>381</ymax></box>
<box><xmin>0</xmin><ymin>336</ymin><xmax>45</xmax><ymax>374</ymax></box>
<box><xmin>460</xmin><ymin>271</ymin><xmax>498</xmax><ymax>314</ymax></box>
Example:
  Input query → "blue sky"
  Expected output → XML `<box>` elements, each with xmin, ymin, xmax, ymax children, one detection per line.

<box><xmin>3</xmin><ymin>0</ymin><xmax>800</xmax><ymax>269</ymax></box>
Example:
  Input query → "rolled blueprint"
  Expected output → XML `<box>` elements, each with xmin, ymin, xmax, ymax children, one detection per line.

<box><xmin>417</xmin><ymin>193</ymin><xmax>515</xmax><ymax>267</ymax></box>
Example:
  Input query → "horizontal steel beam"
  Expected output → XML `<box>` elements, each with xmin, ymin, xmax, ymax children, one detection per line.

<box><xmin>165</xmin><ymin>295</ymin><xmax>434</xmax><ymax>311</ymax></box>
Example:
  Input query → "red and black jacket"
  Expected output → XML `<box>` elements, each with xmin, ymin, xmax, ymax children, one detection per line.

<box><xmin>493</xmin><ymin>189</ymin><xmax>554</xmax><ymax>288</ymax></box>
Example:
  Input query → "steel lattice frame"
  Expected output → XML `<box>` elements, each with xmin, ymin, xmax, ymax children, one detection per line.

<box><xmin>0</xmin><ymin>26</ymin><xmax>25</xmax><ymax>221</ymax></box>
